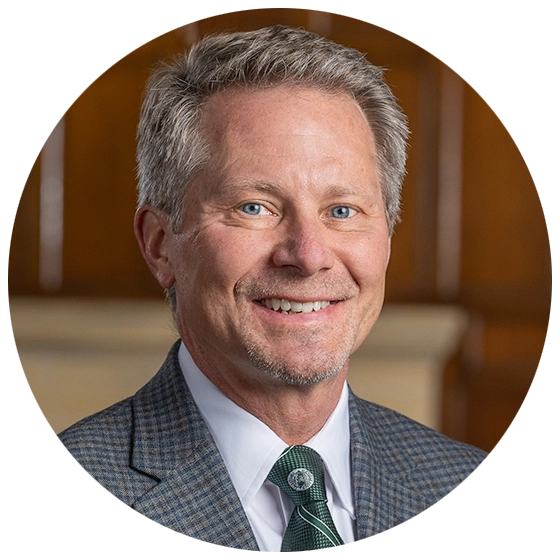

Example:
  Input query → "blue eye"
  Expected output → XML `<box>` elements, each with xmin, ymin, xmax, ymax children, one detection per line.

<box><xmin>331</xmin><ymin>206</ymin><xmax>353</xmax><ymax>219</ymax></box>
<box><xmin>241</xmin><ymin>203</ymin><xmax>262</xmax><ymax>215</ymax></box>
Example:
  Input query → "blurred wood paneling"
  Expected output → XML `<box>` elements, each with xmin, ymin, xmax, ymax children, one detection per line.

<box><xmin>461</xmin><ymin>82</ymin><xmax>550</xmax><ymax>302</ymax></box>
<box><xmin>10</xmin><ymin>11</ymin><xmax>441</xmax><ymax>301</ymax></box>
<box><xmin>9</xmin><ymin>9</ymin><xmax>551</xmax><ymax>452</ymax></box>
<box><xmin>10</xmin><ymin>157</ymin><xmax>41</xmax><ymax>293</ymax></box>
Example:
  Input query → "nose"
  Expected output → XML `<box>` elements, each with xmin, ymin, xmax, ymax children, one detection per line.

<box><xmin>271</xmin><ymin>217</ymin><xmax>336</xmax><ymax>276</ymax></box>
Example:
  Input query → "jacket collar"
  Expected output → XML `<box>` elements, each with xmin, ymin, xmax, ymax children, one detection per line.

<box><xmin>128</xmin><ymin>341</ymin><xmax>430</xmax><ymax>547</ymax></box>
<box><xmin>348</xmin><ymin>390</ymin><xmax>432</xmax><ymax>539</ymax></box>
<box><xmin>130</xmin><ymin>340</ymin><xmax>259</xmax><ymax>550</ymax></box>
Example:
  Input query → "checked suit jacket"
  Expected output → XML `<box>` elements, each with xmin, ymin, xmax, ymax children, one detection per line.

<box><xmin>59</xmin><ymin>340</ymin><xmax>486</xmax><ymax>550</ymax></box>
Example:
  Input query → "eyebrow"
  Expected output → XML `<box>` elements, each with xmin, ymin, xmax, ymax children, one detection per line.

<box><xmin>225</xmin><ymin>180</ymin><xmax>282</xmax><ymax>192</ymax></box>
<box><xmin>222</xmin><ymin>180</ymin><xmax>368</xmax><ymax>197</ymax></box>
<box><xmin>323</xmin><ymin>184</ymin><xmax>368</xmax><ymax>198</ymax></box>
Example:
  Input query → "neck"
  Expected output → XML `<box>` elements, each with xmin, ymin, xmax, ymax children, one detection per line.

<box><xmin>221</xmin><ymin>373</ymin><xmax>347</xmax><ymax>445</ymax></box>
<box><xmin>185</xmin><ymin>341</ymin><xmax>348</xmax><ymax>445</ymax></box>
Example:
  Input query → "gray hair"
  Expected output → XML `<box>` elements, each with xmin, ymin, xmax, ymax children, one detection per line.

<box><xmin>136</xmin><ymin>25</ymin><xmax>409</xmax><ymax>310</ymax></box>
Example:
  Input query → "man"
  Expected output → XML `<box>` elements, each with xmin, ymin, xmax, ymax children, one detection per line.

<box><xmin>60</xmin><ymin>25</ymin><xmax>486</xmax><ymax>551</ymax></box>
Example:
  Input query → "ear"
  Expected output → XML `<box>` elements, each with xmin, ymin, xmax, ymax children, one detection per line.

<box><xmin>386</xmin><ymin>236</ymin><xmax>392</xmax><ymax>266</ymax></box>
<box><xmin>134</xmin><ymin>206</ymin><xmax>176</xmax><ymax>289</ymax></box>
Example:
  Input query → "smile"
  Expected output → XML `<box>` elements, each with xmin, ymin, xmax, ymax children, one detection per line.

<box><xmin>258</xmin><ymin>298</ymin><xmax>331</xmax><ymax>314</ymax></box>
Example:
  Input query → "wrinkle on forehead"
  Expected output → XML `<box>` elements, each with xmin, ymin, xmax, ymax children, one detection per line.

<box><xmin>200</xmin><ymin>86</ymin><xmax>377</xmax><ymax>156</ymax></box>
<box><xmin>187</xmin><ymin>85</ymin><xmax>383</xmax><ymax>214</ymax></box>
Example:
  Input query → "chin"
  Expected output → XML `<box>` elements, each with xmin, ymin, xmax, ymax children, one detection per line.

<box><xmin>244</xmin><ymin>341</ymin><xmax>351</xmax><ymax>386</ymax></box>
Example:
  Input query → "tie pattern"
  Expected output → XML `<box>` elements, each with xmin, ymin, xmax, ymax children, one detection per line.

<box><xmin>267</xmin><ymin>445</ymin><xmax>344</xmax><ymax>551</ymax></box>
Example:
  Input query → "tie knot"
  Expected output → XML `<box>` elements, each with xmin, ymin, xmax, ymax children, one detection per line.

<box><xmin>267</xmin><ymin>445</ymin><xmax>327</xmax><ymax>506</ymax></box>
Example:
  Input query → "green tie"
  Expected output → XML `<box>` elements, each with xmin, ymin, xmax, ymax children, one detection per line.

<box><xmin>267</xmin><ymin>445</ymin><xmax>345</xmax><ymax>551</ymax></box>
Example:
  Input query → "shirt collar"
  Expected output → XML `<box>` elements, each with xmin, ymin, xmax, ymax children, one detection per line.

<box><xmin>178</xmin><ymin>342</ymin><xmax>354</xmax><ymax>517</ymax></box>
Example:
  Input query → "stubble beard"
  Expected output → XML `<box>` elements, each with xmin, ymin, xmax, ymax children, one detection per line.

<box><xmin>233</xmin><ymin>271</ymin><xmax>363</xmax><ymax>385</ymax></box>
<box><xmin>242</xmin><ymin>330</ymin><xmax>355</xmax><ymax>385</ymax></box>
<box><xmin>244</xmin><ymin>334</ymin><xmax>354</xmax><ymax>385</ymax></box>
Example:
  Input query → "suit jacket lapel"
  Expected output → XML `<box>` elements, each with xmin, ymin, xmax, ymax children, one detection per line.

<box><xmin>132</xmin><ymin>439</ymin><xmax>258</xmax><ymax>549</ymax></box>
<box><xmin>129</xmin><ymin>341</ymin><xmax>259</xmax><ymax>550</ymax></box>
<box><xmin>124</xmin><ymin>342</ymin><xmax>432</xmax><ymax>547</ymax></box>
<box><xmin>349</xmin><ymin>391</ymin><xmax>432</xmax><ymax>539</ymax></box>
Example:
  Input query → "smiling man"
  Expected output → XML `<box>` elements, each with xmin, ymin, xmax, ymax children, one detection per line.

<box><xmin>60</xmin><ymin>26</ymin><xmax>486</xmax><ymax>551</ymax></box>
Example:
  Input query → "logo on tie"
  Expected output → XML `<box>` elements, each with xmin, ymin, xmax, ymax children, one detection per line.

<box><xmin>268</xmin><ymin>446</ymin><xmax>344</xmax><ymax>550</ymax></box>
<box><xmin>287</xmin><ymin>468</ymin><xmax>314</xmax><ymax>491</ymax></box>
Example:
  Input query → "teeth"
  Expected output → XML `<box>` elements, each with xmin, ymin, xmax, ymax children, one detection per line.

<box><xmin>260</xmin><ymin>298</ymin><xmax>331</xmax><ymax>314</ymax></box>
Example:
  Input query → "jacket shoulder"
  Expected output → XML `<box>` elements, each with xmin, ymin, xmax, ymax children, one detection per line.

<box><xmin>59</xmin><ymin>396</ymin><xmax>133</xmax><ymax>458</ymax></box>
<box><xmin>59</xmin><ymin>396</ymin><xmax>157</xmax><ymax>504</ymax></box>
<box><xmin>352</xmin><ymin>395</ymin><xmax>487</xmax><ymax>500</ymax></box>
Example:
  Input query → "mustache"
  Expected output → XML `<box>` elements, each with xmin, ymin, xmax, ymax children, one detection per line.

<box><xmin>234</xmin><ymin>271</ymin><xmax>359</xmax><ymax>301</ymax></box>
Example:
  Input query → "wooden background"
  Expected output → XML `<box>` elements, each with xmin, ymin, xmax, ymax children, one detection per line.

<box><xmin>9</xmin><ymin>9</ymin><xmax>551</xmax><ymax>452</ymax></box>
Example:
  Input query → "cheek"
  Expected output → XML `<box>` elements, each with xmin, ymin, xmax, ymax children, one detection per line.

<box><xmin>346</xmin><ymin>236</ymin><xmax>390</xmax><ymax>349</ymax></box>
<box><xmin>344</xmin><ymin>234</ymin><xmax>390</xmax><ymax>288</ymax></box>
<box><xmin>176</xmin><ymin>226</ymin><xmax>269</xmax><ymax>294</ymax></box>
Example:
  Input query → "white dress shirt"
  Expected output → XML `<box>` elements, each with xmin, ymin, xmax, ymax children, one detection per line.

<box><xmin>178</xmin><ymin>342</ymin><xmax>356</xmax><ymax>551</ymax></box>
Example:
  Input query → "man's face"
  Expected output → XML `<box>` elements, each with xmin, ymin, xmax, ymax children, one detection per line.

<box><xmin>168</xmin><ymin>86</ymin><xmax>391</xmax><ymax>387</ymax></box>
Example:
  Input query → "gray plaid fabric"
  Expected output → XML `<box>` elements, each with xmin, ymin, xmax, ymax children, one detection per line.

<box><xmin>60</xmin><ymin>341</ymin><xmax>487</xmax><ymax>549</ymax></box>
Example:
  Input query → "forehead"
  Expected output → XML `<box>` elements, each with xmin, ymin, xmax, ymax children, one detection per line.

<box><xmin>199</xmin><ymin>86</ymin><xmax>377</xmax><ymax>161</ymax></box>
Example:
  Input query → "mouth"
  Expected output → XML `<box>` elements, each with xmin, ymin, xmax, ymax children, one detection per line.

<box><xmin>256</xmin><ymin>298</ymin><xmax>333</xmax><ymax>314</ymax></box>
